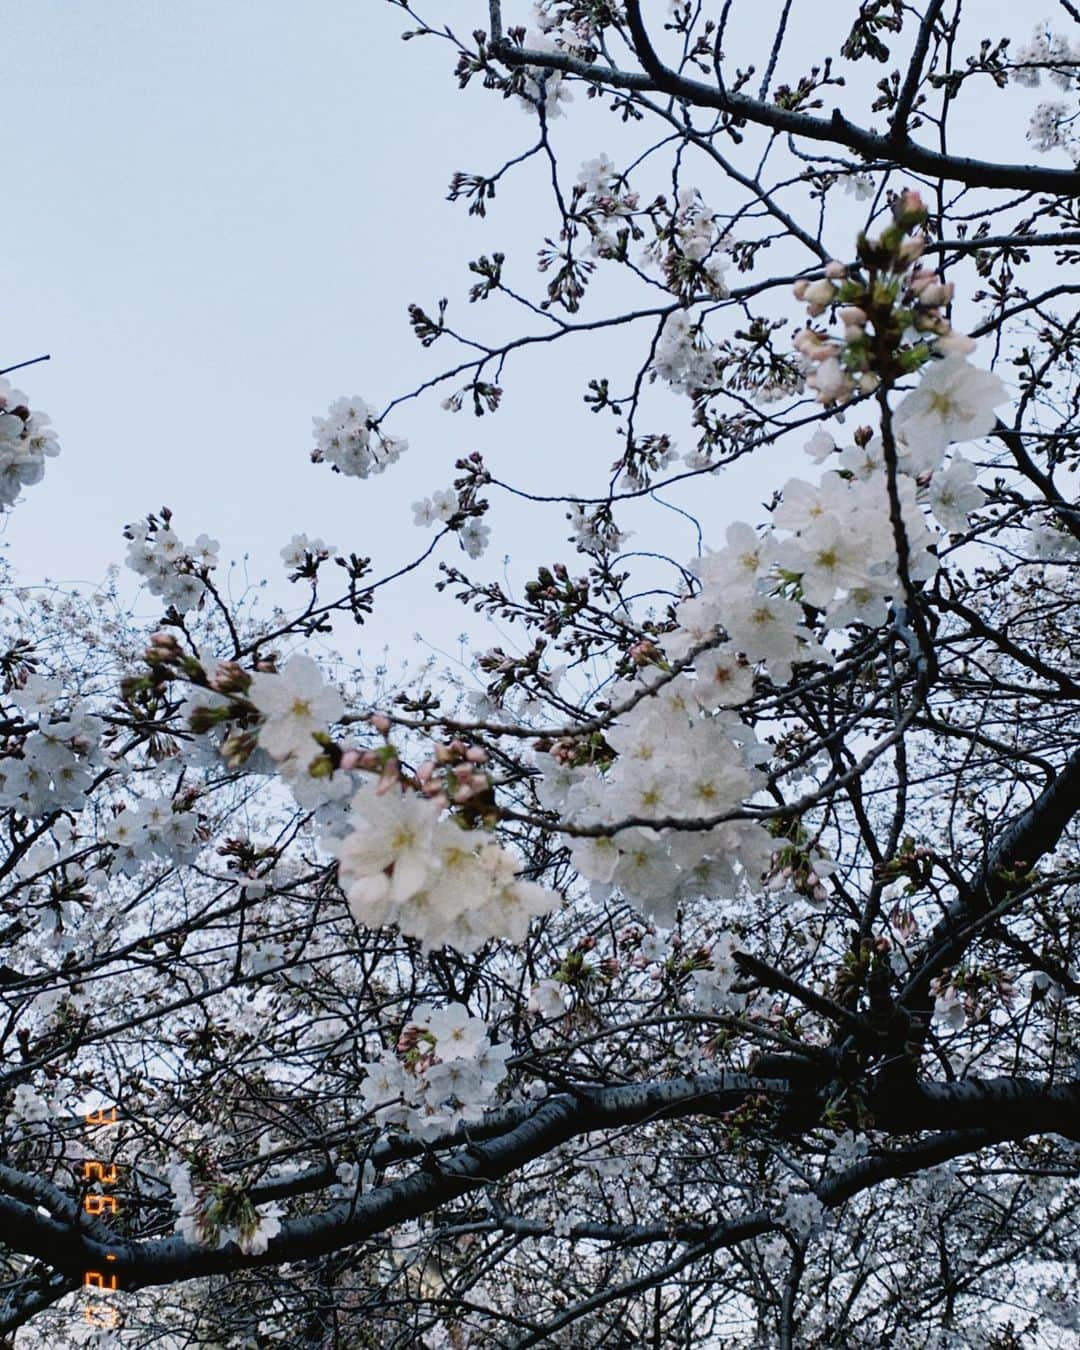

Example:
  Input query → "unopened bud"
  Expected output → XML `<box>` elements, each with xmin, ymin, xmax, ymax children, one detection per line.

<box><xmin>895</xmin><ymin>189</ymin><xmax>927</xmax><ymax>223</ymax></box>
<box><xmin>803</xmin><ymin>278</ymin><xmax>838</xmax><ymax>308</ymax></box>
<box><xmin>919</xmin><ymin>282</ymin><xmax>953</xmax><ymax>307</ymax></box>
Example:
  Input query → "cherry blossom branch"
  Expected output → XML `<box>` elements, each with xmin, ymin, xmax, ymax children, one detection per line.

<box><xmin>487</xmin><ymin>1</ymin><xmax>1080</xmax><ymax>193</ymax></box>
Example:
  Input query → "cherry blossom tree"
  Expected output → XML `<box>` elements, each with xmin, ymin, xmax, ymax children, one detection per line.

<box><xmin>2</xmin><ymin>2</ymin><xmax>1079</xmax><ymax>1345</ymax></box>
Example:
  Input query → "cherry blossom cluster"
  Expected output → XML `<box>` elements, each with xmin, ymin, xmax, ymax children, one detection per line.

<box><xmin>360</xmin><ymin>1002</ymin><xmax>512</xmax><ymax>1142</ymax></box>
<box><xmin>688</xmin><ymin>933</ymin><xmax>742</xmax><ymax>1011</ymax></box>
<box><xmin>165</xmin><ymin>645</ymin><xmax>556</xmax><ymax>949</ymax></box>
<box><xmin>652</xmin><ymin>302</ymin><xmax>804</xmax><ymax>410</ymax></box>
<box><xmin>566</xmin><ymin>502</ymin><xmax>631</xmax><ymax>554</ymax></box>
<box><xmin>106</xmin><ymin>795</ymin><xmax>201</xmax><ymax>876</ymax></box>
<box><xmin>549</xmin><ymin>344</ymin><xmax>1005</xmax><ymax>931</ymax></box>
<box><xmin>188</xmin><ymin>649</ymin><xmax>354</xmax><ymax>817</ymax></box>
<box><xmin>1027</xmin><ymin>98</ymin><xmax>1080</xmax><ymax>162</ymax></box>
<box><xmin>1011</xmin><ymin>21</ymin><xmax>1077</xmax><ymax>89</ymax></box>
<box><xmin>311</xmin><ymin>395</ymin><xmax>407</xmax><ymax>479</ymax></box>
<box><xmin>1012</xmin><ymin>21</ymin><xmax>1080</xmax><ymax>162</ymax></box>
<box><xmin>166</xmin><ymin>1161</ymin><xmax>284</xmax><ymax>1257</ymax></box>
<box><xmin>0</xmin><ymin>376</ymin><xmax>59</xmax><ymax>511</ymax></box>
<box><xmin>777</xmin><ymin>1187</ymin><xmax>826</xmax><ymax>1239</ymax></box>
<box><xmin>248</xmin><ymin>654</ymin><xmax>344</xmax><ymax>772</ymax></box>
<box><xmin>412</xmin><ymin>453</ymin><xmax>492</xmax><ymax>558</ymax></box>
<box><xmin>325</xmin><ymin>779</ymin><xmax>555</xmax><ymax>951</ymax></box>
<box><xmin>567</xmin><ymin>149</ymin><xmax>735</xmax><ymax>315</ymax></box>
<box><xmin>653</xmin><ymin>310</ymin><xmax>718</xmax><ymax>395</ymax></box>
<box><xmin>534</xmin><ymin>0</ymin><xmax>601</xmax><ymax>48</ymax></box>
<box><xmin>8</xmin><ymin>1083</ymin><xmax>58</xmax><ymax>1132</ymax></box>
<box><xmin>793</xmin><ymin>191</ymin><xmax>979</xmax><ymax>407</ymax></box>
<box><xmin>510</xmin><ymin>2</ymin><xmax>599</xmax><ymax>118</ymax></box>
<box><xmin>124</xmin><ymin>511</ymin><xmax>220</xmax><ymax>613</ymax></box>
<box><xmin>660</xmin><ymin>186</ymin><xmax>732</xmax><ymax>300</ymax></box>
<box><xmin>537</xmin><ymin>683</ymin><xmax>774</xmax><ymax>929</ymax></box>
<box><xmin>412</xmin><ymin>487</ymin><xmax>490</xmax><ymax>558</ymax></box>
<box><xmin>280</xmin><ymin>532</ymin><xmax>336</xmax><ymax>574</ymax></box>
<box><xmin>0</xmin><ymin>676</ymin><xmax>102</xmax><ymax>817</ymax></box>
<box><xmin>574</xmin><ymin>153</ymin><xmax>640</xmax><ymax>260</ymax></box>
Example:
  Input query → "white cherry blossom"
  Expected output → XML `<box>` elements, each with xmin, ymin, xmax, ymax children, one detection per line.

<box><xmin>249</xmin><ymin>654</ymin><xmax>344</xmax><ymax>767</ymax></box>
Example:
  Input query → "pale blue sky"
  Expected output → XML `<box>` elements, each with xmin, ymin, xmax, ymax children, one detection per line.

<box><xmin>2</xmin><ymin>1</ymin><xmax>661</xmax><ymax>665</ymax></box>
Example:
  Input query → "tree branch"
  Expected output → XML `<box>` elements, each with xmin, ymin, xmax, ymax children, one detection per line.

<box><xmin>486</xmin><ymin>3</ymin><xmax>1080</xmax><ymax>194</ymax></box>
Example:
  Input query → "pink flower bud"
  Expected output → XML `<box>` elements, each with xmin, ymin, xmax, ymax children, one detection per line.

<box><xmin>339</xmin><ymin>749</ymin><xmax>362</xmax><ymax>772</ymax></box>
<box><xmin>792</xmin><ymin>279</ymin><xmax>809</xmax><ymax>300</ymax></box>
<box><xmin>465</xmin><ymin>746</ymin><xmax>488</xmax><ymax>763</ymax></box>
<box><xmin>803</xmin><ymin>279</ymin><xmax>838</xmax><ymax>308</ymax></box>
<box><xmin>897</xmin><ymin>189</ymin><xmax>926</xmax><ymax>218</ymax></box>
<box><xmin>838</xmin><ymin>306</ymin><xmax>867</xmax><ymax>326</ymax></box>
<box><xmin>824</xmin><ymin>259</ymin><xmax>847</xmax><ymax>279</ymax></box>
<box><xmin>794</xmin><ymin>330</ymin><xmax>838</xmax><ymax>361</ymax></box>
<box><xmin>919</xmin><ymin>282</ymin><xmax>954</xmax><ymax>307</ymax></box>
<box><xmin>369</xmin><ymin>712</ymin><xmax>391</xmax><ymax>736</ymax></box>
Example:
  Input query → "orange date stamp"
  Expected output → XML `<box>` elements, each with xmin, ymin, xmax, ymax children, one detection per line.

<box><xmin>81</xmin><ymin>1104</ymin><xmax>122</xmax><ymax>1330</ymax></box>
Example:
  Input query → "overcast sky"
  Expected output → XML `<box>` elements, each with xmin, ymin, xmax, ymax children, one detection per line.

<box><xmin>0</xmin><ymin>0</ymin><xmax>1050</xmax><ymax>670</ymax></box>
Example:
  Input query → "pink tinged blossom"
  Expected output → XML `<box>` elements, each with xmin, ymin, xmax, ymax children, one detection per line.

<box><xmin>803</xmin><ymin>278</ymin><xmax>838</xmax><ymax>311</ymax></box>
